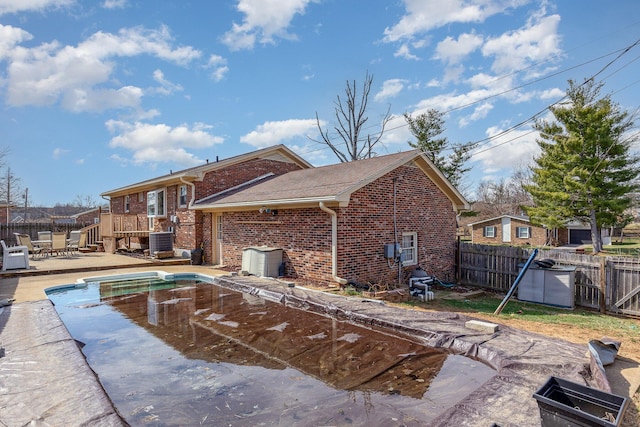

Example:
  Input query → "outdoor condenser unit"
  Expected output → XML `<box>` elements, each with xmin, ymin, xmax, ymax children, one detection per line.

<box><xmin>149</xmin><ymin>232</ymin><xmax>173</xmax><ymax>254</ymax></box>
<box><xmin>242</xmin><ymin>246</ymin><xmax>283</xmax><ymax>277</ymax></box>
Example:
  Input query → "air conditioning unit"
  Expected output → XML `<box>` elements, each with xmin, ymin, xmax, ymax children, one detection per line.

<box><xmin>149</xmin><ymin>232</ymin><xmax>173</xmax><ymax>254</ymax></box>
<box><xmin>242</xmin><ymin>246</ymin><xmax>283</xmax><ymax>277</ymax></box>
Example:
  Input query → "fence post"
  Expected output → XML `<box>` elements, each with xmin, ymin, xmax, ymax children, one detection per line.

<box><xmin>599</xmin><ymin>257</ymin><xmax>607</xmax><ymax>314</ymax></box>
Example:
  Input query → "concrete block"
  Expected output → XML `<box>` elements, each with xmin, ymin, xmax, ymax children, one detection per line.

<box><xmin>465</xmin><ymin>319</ymin><xmax>499</xmax><ymax>333</ymax></box>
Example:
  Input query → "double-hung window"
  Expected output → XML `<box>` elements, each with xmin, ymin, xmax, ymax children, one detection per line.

<box><xmin>483</xmin><ymin>226</ymin><xmax>496</xmax><ymax>238</ymax></box>
<box><xmin>516</xmin><ymin>226</ymin><xmax>531</xmax><ymax>239</ymax></box>
<box><xmin>179</xmin><ymin>185</ymin><xmax>188</xmax><ymax>208</ymax></box>
<box><xmin>400</xmin><ymin>232</ymin><xmax>417</xmax><ymax>266</ymax></box>
<box><xmin>124</xmin><ymin>195</ymin><xmax>130</xmax><ymax>213</ymax></box>
<box><xmin>147</xmin><ymin>189</ymin><xmax>166</xmax><ymax>218</ymax></box>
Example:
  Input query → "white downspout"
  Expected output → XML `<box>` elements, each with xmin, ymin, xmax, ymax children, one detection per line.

<box><xmin>180</xmin><ymin>176</ymin><xmax>197</xmax><ymax>208</ymax></box>
<box><xmin>319</xmin><ymin>202</ymin><xmax>348</xmax><ymax>285</ymax></box>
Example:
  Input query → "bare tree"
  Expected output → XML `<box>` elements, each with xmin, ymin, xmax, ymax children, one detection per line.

<box><xmin>73</xmin><ymin>194</ymin><xmax>98</xmax><ymax>208</ymax></box>
<box><xmin>473</xmin><ymin>165</ymin><xmax>534</xmax><ymax>217</ymax></box>
<box><xmin>312</xmin><ymin>71</ymin><xmax>391</xmax><ymax>162</ymax></box>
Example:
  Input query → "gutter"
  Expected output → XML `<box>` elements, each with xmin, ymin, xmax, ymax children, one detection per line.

<box><xmin>319</xmin><ymin>202</ymin><xmax>348</xmax><ymax>286</ymax></box>
<box><xmin>180</xmin><ymin>176</ymin><xmax>197</xmax><ymax>208</ymax></box>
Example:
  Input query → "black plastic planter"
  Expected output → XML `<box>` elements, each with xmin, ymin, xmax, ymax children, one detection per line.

<box><xmin>533</xmin><ymin>377</ymin><xmax>628</xmax><ymax>427</ymax></box>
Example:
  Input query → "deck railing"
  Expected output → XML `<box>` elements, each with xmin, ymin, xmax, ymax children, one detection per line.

<box><xmin>79</xmin><ymin>222</ymin><xmax>101</xmax><ymax>246</ymax></box>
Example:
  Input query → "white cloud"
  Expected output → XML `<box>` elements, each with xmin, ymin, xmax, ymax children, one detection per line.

<box><xmin>240</xmin><ymin>119</ymin><xmax>321</xmax><ymax>148</ymax></box>
<box><xmin>458</xmin><ymin>103</ymin><xmax>493</xmax><ymax>127</ymax></box>
<box><xmin>375</xmin><ymin>79</ymin><xmax>408</xmax><ymax>102</ymax></box>
<box><xmin>394</xmin><ymin>43</ymin><xmax>420</xmax><ymax>60</ymax></box>
<box><xmin>52</xmin><ymin>147</ymin><xmax>69</xmax><ymax>159</ymax></box>
<box><xmin>4</xmin><ymin>25</ymin><xmax>201</xmax><ymax>112</ymax></box>
<box><xmin>206</xmin><ymin>54</ymin><xmax>229</xmax><ymax>82</ymax></box>
<box><xmin>383</xmin><ymin>0</ymin><xmax>529</xmax><ymax>43</ymax></box>
<box><xmin>222</xmin><ymin>0</ymin><xmax>318</xmax><ymax>51</ymax></box>
<box><xmin>380</xmin><ymin>114</ymin><xmax>412</xmax><ymax>147</ymax></box>
<box><xmin>0</xmin><ymin>0</ymin><xmax>74</xmax><ymax>15</ymax></box>
<box><xmin>102</xmin><ymin>0</ymin><xmax>127</xmax><ymax>9</ymax></box>
<box><xmin>434</xmin><ymin>32</ymin><xmax>483</xmax><ymax>65</ymax></box>
<box><xmin>151</xmin><ymin>69</ymin><xmax>183</xmax><ymax>95</ymax></box>
<box><xmin>482</xmin><ymin>13</ymin><xmax>562</xmax><ymax>74</ymax></box>
<box><xmin>472</xmin><ymin>124</ymin><xmax>539</xmax><ymax>176</ymax></box>
<box><xmin>0</xmin><ymin>24</ymin><xmax>32</xmax><ymax>60</ymax></box>
<box><xmin>539</xmin><ymin>87</ymin><xmax>564</xmax><ymax>100</ymax></box>
<box><xmin>106</xmin><ymin>120</ymin><xmax>224</xmax><ymax>166</ymax></box>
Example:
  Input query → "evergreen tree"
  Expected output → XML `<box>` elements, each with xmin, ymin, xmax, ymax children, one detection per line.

<box><xmin>404</xmin><ymin>109</ymin><xmax>477</xmax><ymax>188</ymax></box>
<box><xmin>525</xmin><ymin>79</ymin><xmax>639</xmax><ymax>253</ymax></box>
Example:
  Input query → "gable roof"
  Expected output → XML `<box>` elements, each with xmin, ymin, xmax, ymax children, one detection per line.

<box><xmin>100</xmin><ymin>144</ymin><xmax>313</xmax><ymax>198</ymax></box>
<box><xmin>194</xmin><ymin>150</ymin><xmax>470</xmax><ymax>211</ymax></box>
<box><xmin>467</xmin><ymin>214</ymin><xmax>531</xmax><ymax>227</ymax></box>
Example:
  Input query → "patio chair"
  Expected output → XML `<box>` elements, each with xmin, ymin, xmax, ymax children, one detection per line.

<box><xmin>51</xmin><ymin>232</ymin><xmax>69</xmax><ymax>257</ymax></box>
<box><xmin>67</xmin><ymin>230</ymin><xmax>82</xmax><ymax>255</ymax></box>
<box><xmin>15</xmin><ymin>233</ymin><xmax>45</xmax><ymax>259</ymax></box>
<box><xmin>1</xmin><ymin>240</ymin><xmax>29</xmax><ymax>271</ymax></box>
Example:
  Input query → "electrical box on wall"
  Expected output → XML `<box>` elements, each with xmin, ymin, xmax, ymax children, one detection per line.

<box><xmin>384</xmin><ymin>243</ymin><xmax>401</xmax><ymax>259</ymax></box>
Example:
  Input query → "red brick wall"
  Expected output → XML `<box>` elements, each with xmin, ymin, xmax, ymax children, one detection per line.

<box><xmin>336</xmin><ymin>165</ymin><xmax>457</xmax><ymax>284</ymax></box>
<box><xmin>107</xmin><ymin>158</ymin><xmax>304</xmax><ymax>255</ymax></box>
<box><xmin>221</xmin><ymin>208</ymin><xmax>333</xmax><ymax>282</ymax></box>
<box><xmin>471</xmin><ymin>217</ymin><xmax>548</xmax><ymax>246</ymax></box>
<box><xmin>195</xmin><ymin>159</ymin><xmax>302</xmax><ymax>200</ymax></box>
<box><xmin>219</xmin><ymin>164</ymin><xmax>459</xmax><ymax>286</ymax></box>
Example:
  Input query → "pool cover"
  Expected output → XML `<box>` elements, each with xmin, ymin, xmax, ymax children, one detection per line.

<box><xmin>215</xmin><ymin>275</ymin><xmax>603</xmax><ymax>427</ymax></box>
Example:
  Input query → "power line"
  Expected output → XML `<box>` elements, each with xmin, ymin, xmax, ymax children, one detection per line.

<box><xmin>301</xmin><ymin>38</ymin><xmax>640</xmax><ymax>161</ymax></box>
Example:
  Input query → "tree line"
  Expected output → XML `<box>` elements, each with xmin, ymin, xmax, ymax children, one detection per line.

<box><xmin>313</xmin><ymin>73</ymin><xmax>640</xmax><ymax>254</ymax></box>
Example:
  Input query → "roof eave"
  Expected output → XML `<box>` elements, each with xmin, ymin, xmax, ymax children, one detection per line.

<box><xmin>101</xmin><ymin>144</ymin><xmax>313</xmax><ymax>198</ymax></box>
<box><xmin>194</xmin><ymin>195</ymin><xmax>347</xmax><ymax>211</ymax></box>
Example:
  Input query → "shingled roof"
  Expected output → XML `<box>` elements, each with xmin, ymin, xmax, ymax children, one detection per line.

<box><xmin>194</xmin><ymin>150</ymin><xmax>469</xmax><ymax>211</ymax></box>
<box><xmin>101</xmin><ymin>144</ymin><xmax>312</xmax><ymax>198</ymax></box>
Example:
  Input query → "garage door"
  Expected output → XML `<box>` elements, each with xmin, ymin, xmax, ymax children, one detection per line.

<box><xmin>569</xmin><ymin>229</ymin><xmax>591</xmax><ymax>244</ymax></box>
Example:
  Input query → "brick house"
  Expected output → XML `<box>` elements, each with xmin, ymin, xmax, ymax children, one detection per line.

<box><xmin>193</xmin><ymin>150</ymin><xmax>469</xmax><ymax>286</ymax></box>
<box><xmin>100</xmin><ymin>145</ymin><xmax>312</xmax><ymax>255</ymax></box>
<box><xmin>468</xmin><ymin>215</ymin><xmax>548</xmax><ymax>246</ymax></box>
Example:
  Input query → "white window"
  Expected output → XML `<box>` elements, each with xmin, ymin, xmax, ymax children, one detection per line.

<box><xmin>400</xmin><ymin>232</ymin><xmax>417</xmax><ymax>266</ymax></box>
<box><xmin>179</xmin><ymin>185</ymin><xmax>188</xmax><ymax>207</ymax></box>
<box><xmin>483</xmin><ymin>226</ymin><xmax>496</xmax><ymax>238</ymax></box>
<box><xmin>124</xmin><ymin>195</ymin><xmax>130</xmax><ymax>213</ymax></box>
<box><xmin>147</xmin><ymin>189</ymin><xmax>166</xmax><ymax>217</ymax></box>
<box><xmin>216</xmin><ymin>214</ymin><xmax>223</xmax><ymax>240</ymax></box>
<box><xmin>516</xmin><ymin>226</ymin><xmax>531</xmax><ymax>239</ymax></box>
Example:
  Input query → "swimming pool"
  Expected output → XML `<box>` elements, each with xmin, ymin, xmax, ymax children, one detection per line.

<box><xmin>47</xmin><ymin>272</ymin><xmax>496</xmax><ymax>426</ymax></box>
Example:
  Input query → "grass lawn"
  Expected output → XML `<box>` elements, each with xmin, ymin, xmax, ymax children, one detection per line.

<box><xmin>404</xmin><ymin>289</ymin><xmax>639</xmax><ymax>339</ymax></box>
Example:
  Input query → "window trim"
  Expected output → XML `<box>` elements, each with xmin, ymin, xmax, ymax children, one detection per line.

<box><xmin>147</xmin><ymin>188</ymin><xmax>167</xmax><ymax>218</ymax></box>
<box><xmin>124</xmin><ymin>195</ymin><xmax>130</xmax><ymax>213</ymax></box>
<box><xmin>179</xmin><ymin>184</ymin><xmax>188</xmax><ymax>208</ymax></box>
<box><xmin>516</xmin><ymin>226</ymin><xmax>531</xmax><ymax>239</ymax></box>
<box><xmin>484</xmin><ymin>226</ymin><xmax>496</xmax><ymax>238</ymax></box>
<box><xmin>400</xmin><ymin>232</ymin><xmax>418</xmax><ymax>266</ymax></box>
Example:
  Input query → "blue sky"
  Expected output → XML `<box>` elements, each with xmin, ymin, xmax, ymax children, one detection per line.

<box><xmin>1</xmin><ymin>0</ymin><xmax>639</xmax><ymax>206</ymax></box>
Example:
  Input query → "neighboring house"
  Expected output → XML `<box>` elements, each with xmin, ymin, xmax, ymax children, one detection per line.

<box><xmin>72</xmin><ymin>206</ymin><xmax>104</xmax><ymax>226</ymax></box>
<box><xmin>193</xmin><ymin>150</ymin><xmax>469</xmax><ymax>286</ymax></box>
<box><xmin>100</xmin><ymin>145</ymin><xmax>312</xmax><ymax>255</ymax></box>
<box><xmin>468</xmin><ymin>215</ymin><xmax>548</xmax><ymax>246</ymax></box>
<box><xmin>468</xmin><ymin>215</ymin><xmax>610</xmax><ymax>247</ymax></box>
<box><xmin>556</xmin><ymin>221</ymin><xmax>611</xmax><ymax>246</ymax></box>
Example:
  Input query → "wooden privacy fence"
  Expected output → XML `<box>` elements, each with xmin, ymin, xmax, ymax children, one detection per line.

<box><xmin>457</xmin><ymin>242</ymin><xmax>640</xmax><ymax>317</ymax></box>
